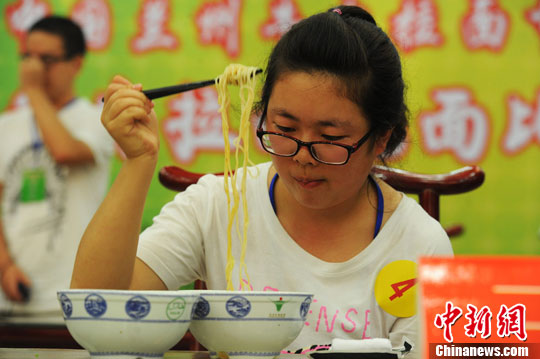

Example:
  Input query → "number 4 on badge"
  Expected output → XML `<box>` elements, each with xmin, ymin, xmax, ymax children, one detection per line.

<box><xmin>389</xmin><ymin>278</ymin><xmax>417</xmax><ymax>301</ymax></box>
<box><xmin>374</xmin><ymin>260</ymin><xmax>417</xmax><ymax>318</ymax></box>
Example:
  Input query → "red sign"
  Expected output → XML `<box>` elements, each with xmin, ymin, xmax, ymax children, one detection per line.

<box><xmin>419</xmin><ymin>256</ymin><xmax>540</xmax><ymax>358</ymax></box>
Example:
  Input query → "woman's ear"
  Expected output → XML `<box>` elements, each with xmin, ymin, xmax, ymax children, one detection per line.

<box><xmin>374</xmin><ymin>129</ymin><xmax>392</xmax><ymax>156</ymax></box>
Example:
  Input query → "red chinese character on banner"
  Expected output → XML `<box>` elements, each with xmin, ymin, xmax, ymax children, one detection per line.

<box><xmin>502</xmin><ymin>91</ymin><xmax>540</xmax><ymax>155</ymax></box>
<box><xmin>464</xmin><ymin>304</ymin><xmax>492</xmax><ymax>339</ymax></box>
<box><xmin>461</xmin><ymin>0</ymin><xmax>510</xmax><ymax>51</ymax></box>
<box><xmin>419</xmin><ymin>87</ymin><xmax>490</xmax><ymax>164</ymax></box>
<box><xmin>162</xmin><ymin>88</ymin><xmax>237</xmax><ymax>164</ymax></box>
<box><xmin>131</xmin><ymin>0</ymin><xmax>179</xmax><ymax>53</ymax></box>
<box><xmin>525</xmin><ymin>0</ymin><xmax>540</xmax><ymax>37</ymax></box>
<box><xmin>434</xmin><ymin>301</ymin><xmax>463</xmax><ymax>343</ymax></box>
<box><xmin>389</xmin><ymin>0</ymin><xmax>443</xmax><ymax>53</ymax></box>
<box><xmin>71</xmin><ymin>0</ymin><xmax>111</xmax><ymax>51</ymax></box>
<box><xmin>259</xmin><ymin>0</ymin><xmax>303</xmax><ymax>41</ymax></box>
<box><xmin>195</xmin><ymin>0</ymin><xmax>242</xmax><ymax>58</ymax></box>
<box><xmin>5</xmin><ymin>0</ymin><xmax>51</xmax><ymax>48</ymax></box>
<box><xmin>497</xmin><ymin>304</ymin><xmax>527</xmax><ymax>341</ymax></box>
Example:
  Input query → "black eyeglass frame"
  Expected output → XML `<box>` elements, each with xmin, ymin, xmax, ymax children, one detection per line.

<box><xmin>256</xmin><ymin>117</ymin><xmax>373</xmax><ymax>165</ymax></box>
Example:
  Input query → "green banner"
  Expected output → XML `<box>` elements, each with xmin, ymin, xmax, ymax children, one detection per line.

<box><xmin>1</xmin><ymin>0</ymin><xmax>539</xmax><ymax>254</ymax></box>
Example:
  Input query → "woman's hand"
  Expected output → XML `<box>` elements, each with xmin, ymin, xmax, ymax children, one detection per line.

<box><xmin>101</xmin><ymin>75</ymin><xmax>159</xmax><ymax>161</ymax></box>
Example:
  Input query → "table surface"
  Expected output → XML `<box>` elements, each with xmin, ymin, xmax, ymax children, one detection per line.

<box><xmin>0</xmin><ymin>312</ymin><xmax>64</xmax><ymax>326</ymax></box>
<box><xmin>0</xmin><ymin>349</ymin><xmax>211</xmax><ymax>359</ymax></box>
<box><xmin>0</xmin><ymin>348</ymin><xmax>305</xmax><ymax>359</ymax></box>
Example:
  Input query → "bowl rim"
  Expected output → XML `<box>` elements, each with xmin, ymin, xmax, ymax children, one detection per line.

<box><xmin>57</xmin><ymin>289</ymin><xmax>200</xmax><ymax>297</ymax></box>
<box><xmin>58</xmin><ymin>289</ymin><xmax>314</xmax><ymax>297</ymax></box>
<box><xmin>192</xmin><ymin>290</ymin><xmax>314</xmax><ymax>297</ymax></box>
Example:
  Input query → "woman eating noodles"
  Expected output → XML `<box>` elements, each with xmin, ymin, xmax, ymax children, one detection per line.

<box><xmin>71</xmin><ymin>5</ymin><xmax>452</xmax><ymax>358</ymax></box>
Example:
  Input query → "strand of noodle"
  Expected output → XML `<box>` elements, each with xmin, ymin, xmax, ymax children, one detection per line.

<box><xmin>236</xmin><ymin>67</ymin><xmax>257</xmax><ymax>290</ymax></box>
<box><xmin>227</xmin><ymin>65</ymin><xmax>242</xmax><ymax>291</ymax></box>
<box><xmin>227</xmin><ymin>66</ymin><xmax>241</xmax><ymax>266</ymax></box>
<box><xmin>230</xmin><ymin>65</ymin><xmax>245</xmax><ymax>290</ymax></box>
<box><xmin>216</xmin><ymin>67</ymin><xmax>235</xmax><ymax>290</ymax></box>
<box><xmin>216</xmin><ymin>64</ymin><xmax>259</xmax><ymax>291</ymax></box>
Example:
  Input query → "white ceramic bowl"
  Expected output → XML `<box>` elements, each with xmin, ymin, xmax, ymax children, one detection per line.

<box><xmin>57</xmin><ymin>289</ymin><xmax>199</xmax><ymax>359</ymax></box>
<box><xmin>189</xmin><ymin>290</ymin><xmax>313</xmax><ymax>359</ymax></box>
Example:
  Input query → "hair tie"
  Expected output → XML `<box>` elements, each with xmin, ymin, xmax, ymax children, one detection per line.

<box><xmin>332</xmin><ymin>8</ymin><xmax>342</xmax><ymax>15</ymax></box>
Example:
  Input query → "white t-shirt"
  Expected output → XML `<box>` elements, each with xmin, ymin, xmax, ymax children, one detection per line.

<box><xmin>0</xmin><ymin>98</ymin><xmax>114</xmax><ymax>314</ymax></box>
<box><xmin>137</xmin><ymin>162</ymin><xmax>453</xmax><ymax>357</ymax></box>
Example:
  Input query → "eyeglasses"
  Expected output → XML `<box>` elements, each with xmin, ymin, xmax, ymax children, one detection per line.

<box><xmin>256</xmin><ymin>118</ymin><xmax>372</xmax><ymax>165</ymax></box>
<box><xmin>20</xmin><ymin>53</ymin><xmax>71</xmax><ymax>66</ymax></box>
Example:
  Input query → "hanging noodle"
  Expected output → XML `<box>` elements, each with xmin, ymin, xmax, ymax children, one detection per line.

<box><xmin>216</xmin><ymin>64</ymin><xmax>259</xmax><ymax>291</ymax></box>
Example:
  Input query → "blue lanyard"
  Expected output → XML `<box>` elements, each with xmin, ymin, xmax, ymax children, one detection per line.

<box><xmin>373</xmin><ymin>175</ymin><xmax>384</xmax><ymax>238</ymax></box>
<box><xmin>269</xmin><ymin>173</ymin><xmax>279</xmax><ymax>214</ymax></box>
<box><xmin>269</xmin><ymin>173</ymin><xmax>384</xmax><ymax>239</ymax></box>
<box><xmin>30</xmin><ymin>119</ymin><xmax>43</xmax><ymax>152</ymax></box>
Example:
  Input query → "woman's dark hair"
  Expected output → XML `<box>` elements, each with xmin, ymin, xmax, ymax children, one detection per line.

<box><xmin>28</xmin><ymin>15</ymin><xmax>86</xmax><ymax>58</ymax></box>
<box><xmin>256</xmin><ymin>5</ymin><xmax>407</xmax><ymax>159</ymax></box>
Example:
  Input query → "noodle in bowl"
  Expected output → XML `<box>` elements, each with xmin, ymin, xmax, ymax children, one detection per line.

<box><xmin>189</xmin><ymin>290</ymin><xmax>314</xmax><ymax>359</ymax></box>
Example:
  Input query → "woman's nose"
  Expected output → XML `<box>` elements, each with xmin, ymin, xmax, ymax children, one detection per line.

<box><xmin>293</xmin><ymin>143</ymin><xmax>317</xmax><ymax>166</ymax></box>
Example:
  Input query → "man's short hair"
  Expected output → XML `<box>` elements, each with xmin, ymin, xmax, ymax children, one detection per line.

<box><xmin>28</xmin><ymin>15</ymin><xmax>86</xmax><ymax>58</ymax></box>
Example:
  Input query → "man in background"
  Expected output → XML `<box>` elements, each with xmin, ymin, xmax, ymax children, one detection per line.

<box><xmin>0</xmin><ymin>15</ymin><xmax>113</xmax><ymax>315</ymax></box>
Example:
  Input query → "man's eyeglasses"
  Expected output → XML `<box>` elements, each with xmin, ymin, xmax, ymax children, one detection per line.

<box><xmin>20</xmin><ymin>53</ymin><xmax>71</xmax><ymax>66</ymax></box>
<box><xmin>256</xmin><ymin>118</ymin><xmax>372</xmax><ymax>165</ymax></box>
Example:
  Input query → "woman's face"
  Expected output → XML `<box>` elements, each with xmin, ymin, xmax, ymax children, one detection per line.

<box><xmin>267</xmin><ymin>71</ymin><xmax>386</xmax><ymax>211</ymax></box>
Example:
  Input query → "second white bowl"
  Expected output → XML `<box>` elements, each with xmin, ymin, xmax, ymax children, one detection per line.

<box><xmin>189</xmin><ymin>290</ymin><xmax>313</xmax><ymax>359</ymax></box>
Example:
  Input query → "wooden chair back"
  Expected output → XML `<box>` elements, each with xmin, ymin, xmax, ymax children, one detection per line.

<box><xmin>159</xmin><ymin>164</ymin><xmax>485</xmax><ymax>236</ymax></box>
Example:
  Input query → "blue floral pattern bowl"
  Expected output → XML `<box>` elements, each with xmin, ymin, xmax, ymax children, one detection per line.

<box><xmin>57</xmin><ymin>289</ymin><xmax>199</xmax><ymax>359</ymax></box>
<box><xmin>189</xmin><ymin>290</ymin><xmax>314</xmax><ymax>359</ymax></box>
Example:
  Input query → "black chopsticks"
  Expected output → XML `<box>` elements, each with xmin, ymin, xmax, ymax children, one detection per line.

<box><xmin>142</xmin><ymin>78</ymin><xmax>217</xmax><ymax>100</ymax></box>
<box><xmin>102</xmin><ymin>68</ymin><xmax>262</xmax><ymax>102</ymax></box>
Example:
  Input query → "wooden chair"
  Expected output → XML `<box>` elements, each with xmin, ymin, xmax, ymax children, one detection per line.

<box><xmin>370</xmin><ymin>165</ymin><xmax>485</xmax><ymax>236</ymax></box>
<box><xmin>158</xmin><ymin>164</ymin><xmax>485</xmax><ymax>237</ymax></box>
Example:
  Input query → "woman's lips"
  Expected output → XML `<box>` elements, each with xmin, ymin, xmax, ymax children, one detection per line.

<box><xmin>294</xmin><ymin>176</ymin><xmax>324</xmax><ymax>189</ymax></box>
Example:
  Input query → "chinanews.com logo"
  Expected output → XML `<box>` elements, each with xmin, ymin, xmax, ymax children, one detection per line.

<box><xmin>429</xmin><ymin>343</ymin><xmax>534</xmax><ymax>358</ymax></box>
<box><xmin>430</xmin><ymin>301</ymin><xmax>539</xmax><ymax>358</ymax></box>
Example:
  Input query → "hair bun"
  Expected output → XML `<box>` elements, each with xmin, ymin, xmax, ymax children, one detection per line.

<box><xmin>332</xmin><ymin>5</ymin><xmax>377</xmax><ymax>26</ymax></box>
